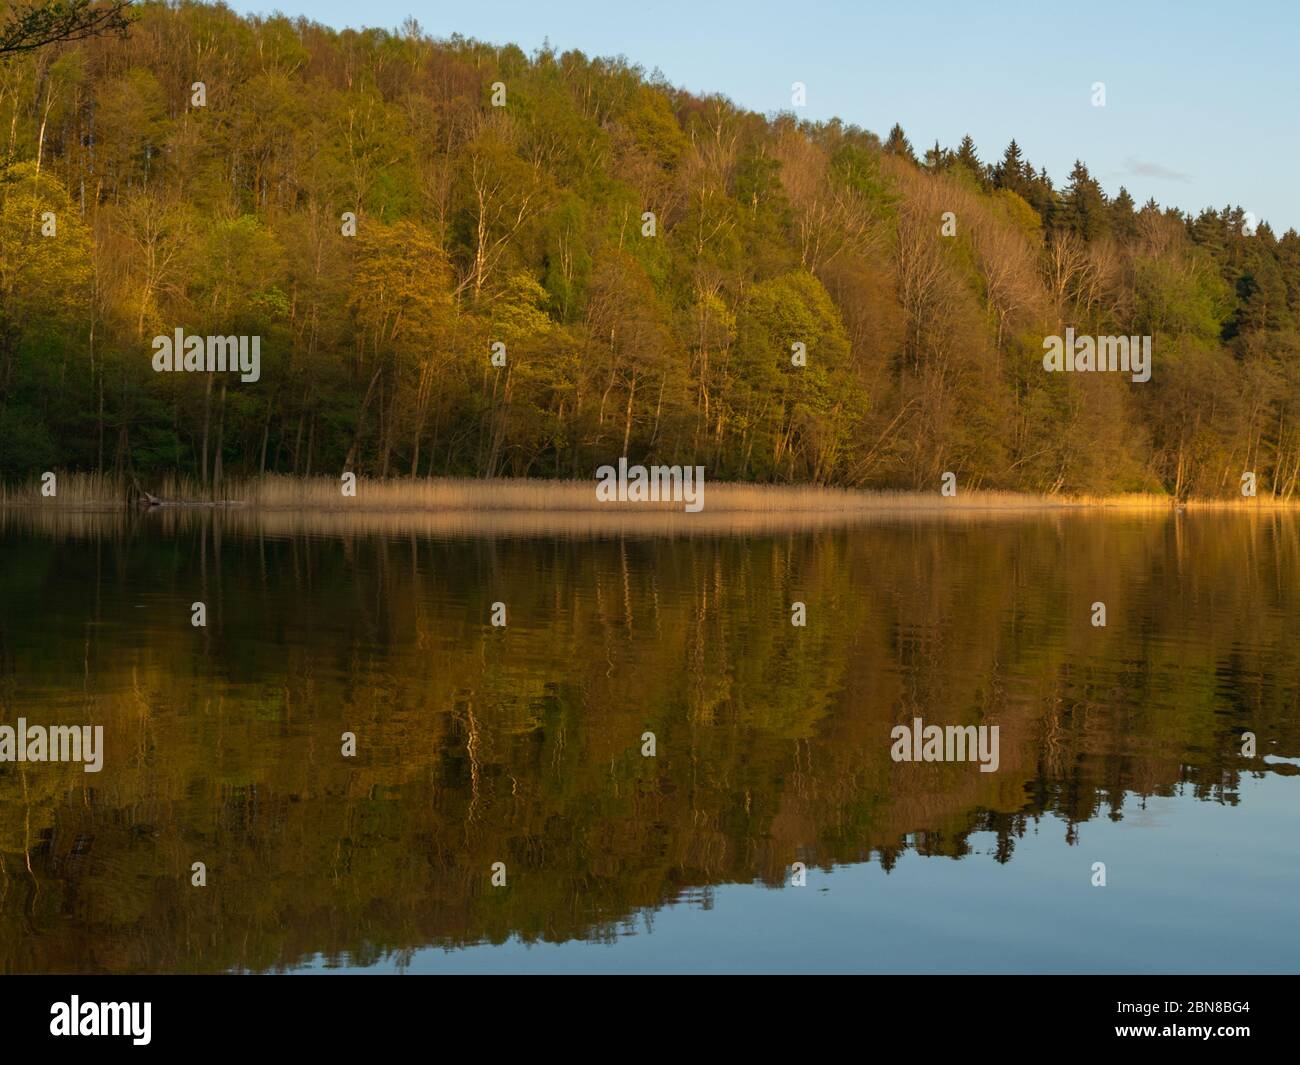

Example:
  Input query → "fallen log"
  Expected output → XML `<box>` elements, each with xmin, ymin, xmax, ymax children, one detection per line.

<box><xmin>133</xmin><ymin>487</ymin><xmax>245</xmax><ymax>508</ymax></box>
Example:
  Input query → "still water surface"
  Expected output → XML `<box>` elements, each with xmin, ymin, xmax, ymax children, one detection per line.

<box><xmin>1</xmin><ymin>508</ymin><xmax>1296</xmax><ymax>973</ymax></box>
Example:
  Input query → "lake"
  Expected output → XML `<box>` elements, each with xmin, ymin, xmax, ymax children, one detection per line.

<box><xmin>1</xmin><ymin>507</ymin><xmax>1297</xmax><ymax>974</ymax></box>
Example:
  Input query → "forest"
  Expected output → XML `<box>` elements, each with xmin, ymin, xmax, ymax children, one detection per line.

<box><xmin>1</xmin><ymin>0</ymin><xmax>1298</xmax><ymax>498</ymax></box>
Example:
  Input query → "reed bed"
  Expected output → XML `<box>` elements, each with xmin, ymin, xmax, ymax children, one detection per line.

<box><xmin>3</xmin><ymin>471</ymin><xmax>1299</xmax><ymax>515</ymax></box>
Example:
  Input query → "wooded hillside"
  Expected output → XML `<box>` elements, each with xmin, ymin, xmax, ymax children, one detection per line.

<box><xmin>1</xmin><ymin>1</ymin><xmax>1297</xmax><ymax>497</ymax></box>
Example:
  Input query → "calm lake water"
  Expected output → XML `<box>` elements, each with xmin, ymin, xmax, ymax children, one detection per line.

<box><xmin>1</xmin><ymin>508</ymin><xmax>1297</xmax><ymax>974</ymax></box>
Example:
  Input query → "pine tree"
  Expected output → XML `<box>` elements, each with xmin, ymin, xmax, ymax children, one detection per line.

<box><xmin>993</xmin><ymin>139</ymin><xmax>1027</xmax><ymax>196</ymax></box>
<box><xmin>1059</xmin><ymin>160</ymin><xmax>1108</xmax><ymax>241</ymax></box>
<box><xmin>1110</xmin><ymin>186</ymin><xmax>1138</xmax><ymax>239</ymax></box>
<box><xmin>954</xmin><ymin>134</ymin><xmax>981</xmax><ymax>174</ymax></box>
<box><xmin>884</xmin><ymin>123</ymin><xmax>917</xmax><ymax>164</ymax></box>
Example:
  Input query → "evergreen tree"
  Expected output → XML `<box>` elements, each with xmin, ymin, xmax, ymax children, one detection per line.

<box><xmin>884</xmin><ymin>123</ymin><xmax>917</xmax><ymax>164</ymax></box>
<box><xmin>1059</xmin><ymin>160</ymin><xmax>1108</xmax><ymax>241</ymax></box>
<box><xmin>954</xmin><ymin>134</ymin><xmax>981</xmax><ymax>174</ymax></box>
<box><xmin>1110</xmin><ymin>186</ymin><xmax>1138</xmax><ymax>239</ymax></box>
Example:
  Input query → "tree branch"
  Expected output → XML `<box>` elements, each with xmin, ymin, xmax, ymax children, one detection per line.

<box><xmin>0</xmin><ymin>1</ymin><xmax>134</xmax><ymax>58</ymax></box>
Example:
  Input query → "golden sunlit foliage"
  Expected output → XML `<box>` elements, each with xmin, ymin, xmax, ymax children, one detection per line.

<box><xmin>1</xmin><ymin>2</ymin><xmax>1298</xmax><ymax>500</ymax></box>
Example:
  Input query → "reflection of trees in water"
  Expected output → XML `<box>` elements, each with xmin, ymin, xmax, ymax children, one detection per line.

<box><xmin>0</xmin><ymin>512</ymin><xmax>1296</xmax><ymax>971</ymax></box>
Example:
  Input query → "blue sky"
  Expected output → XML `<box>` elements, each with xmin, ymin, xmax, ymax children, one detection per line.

<box><xmin>228</xmin><ymin>0</ymin><xmax>1300</xmax><ymax>231</ymax></box>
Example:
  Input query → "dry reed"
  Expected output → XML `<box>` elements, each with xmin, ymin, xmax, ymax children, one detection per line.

<box><xmin>3</xmin><ymin>471</ymin><xmax>1298</xmax><ymax>515</ymax></box>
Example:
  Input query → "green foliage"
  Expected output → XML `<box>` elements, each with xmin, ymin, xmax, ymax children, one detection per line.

<box><xmin>0</xmin><ymin>2</ymin><xmax>1297</xmax><ymax>498</ymax></box>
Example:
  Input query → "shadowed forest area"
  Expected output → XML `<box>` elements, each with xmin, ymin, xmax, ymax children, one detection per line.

<box><xmin>1</xmin><ymin>0</ymin><xmax>1298</xmax><ymax>499</ymax></box>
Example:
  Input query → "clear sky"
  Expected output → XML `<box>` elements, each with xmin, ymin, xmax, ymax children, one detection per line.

<box><xmin>227</xmin><ymin>0</ymin><xmax>1300</xmax><ymax>232</ymax></box>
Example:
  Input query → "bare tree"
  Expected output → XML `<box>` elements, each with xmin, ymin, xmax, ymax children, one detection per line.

<box><xmin>773</xmin><ymin>126</ymin><xmax>883</xmax><ymax>275</ymax></box>
<box><xmin>970</xmin><ymin>216</ymin><xmax>1038</xmax><ymax>356</ymax></box>
<box><xmin>1042</xmin><ymin>231</ymin><xmax>1094</xmax><ymax>329</ymax></box>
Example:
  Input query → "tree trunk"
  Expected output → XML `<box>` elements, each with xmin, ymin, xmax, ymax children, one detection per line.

<box><xmin>200</xmin><ymin>375</ymin><xmax>214</xmax><ymax>489</ymax></box>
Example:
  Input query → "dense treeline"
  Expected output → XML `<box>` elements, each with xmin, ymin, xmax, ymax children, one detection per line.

<box><xmin>1</xmin><ymin>1</ymin><xmax>1298</xmax><ymax>497</ymax></box>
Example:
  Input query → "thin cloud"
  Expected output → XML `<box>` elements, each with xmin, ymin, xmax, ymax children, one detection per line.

<box><xmin>1122</xmin><ymin>156</ymin><xmax>1191</xmax><ymax>183</ymax></box>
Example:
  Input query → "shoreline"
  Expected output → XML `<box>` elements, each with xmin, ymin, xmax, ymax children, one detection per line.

<box><xmin>3</xmin><ymin>474</ymin><xmax>1299</xmax><ymax>517</ymax></box>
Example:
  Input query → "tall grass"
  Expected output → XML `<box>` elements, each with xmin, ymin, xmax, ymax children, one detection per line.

<box><xmin>2</xmin><ymin>471</ymin><xmax>1297</xmax><ymax>513</ymax></box>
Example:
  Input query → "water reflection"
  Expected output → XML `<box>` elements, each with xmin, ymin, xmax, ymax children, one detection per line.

<box><xmin>0</xmin><ymin>509</ymin><xmax>1296</xmax><ymax>973</ymax></box>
